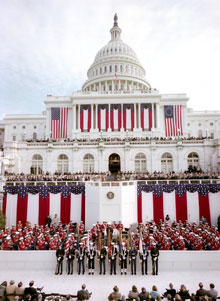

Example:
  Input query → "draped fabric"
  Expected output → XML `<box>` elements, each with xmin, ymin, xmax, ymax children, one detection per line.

<box><xmin>98</xmin><ymin>104</ymin><xmax>109</xmax><ymax>131</ymax></box>
<box><xmin>80</xmin><ymin>105</ymin><xmax>91</xmax><ymax>132</ymax></box>
<box><xmin>137</xmin><ymin>184</ymin><xmax>220</xmax><ymax>225</ymax></box>
<box><xmin>123</xmin><ymin>104</ymin><xmax>134</xmax><ymax>131</ymax></box>
<box><xmin>141</xmin><ymin>103</ymin><xmax>152</xmax><ymax>131</ymax></box>
<box><xmin>110</xmin><ymin>104</ymin><xmax>121</xmax><ymax>131</ymax></box>
<box><xmin>164</xmin><ymin>105</ymin><xmax>183</xmax><ymax>137</ymax></box>
<box><xmin>3</xmin><ymin>185</ymin><xmax>85</xmax><ymax>228</ymax></box>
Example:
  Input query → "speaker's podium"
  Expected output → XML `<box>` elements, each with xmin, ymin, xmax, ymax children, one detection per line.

<box><xmin>85</xmin><ymin>181</ymin><xmax>137</xmax><ymax>229</ymax></box>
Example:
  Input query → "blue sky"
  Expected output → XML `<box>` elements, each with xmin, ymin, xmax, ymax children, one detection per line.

<box><xmin>0</xmin><ymin>0</ymin><xmax>220</xmax><ymax>119</ymax></box>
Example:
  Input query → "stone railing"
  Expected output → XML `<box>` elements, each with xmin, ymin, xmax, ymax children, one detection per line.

<box><xmin>3</xmin><ymin>178</ymin><xmax>220</xmax><ymax>187</ymax></box>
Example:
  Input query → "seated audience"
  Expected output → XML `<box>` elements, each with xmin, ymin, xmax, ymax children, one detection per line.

<box><xmin>76</xmin><ymin>284</ymin><xmax>91</xmax><ymax>301</ymax></box>
<box><xmin>0</xmin><ymin>281</ymin><xmax>7</xmax><ymax>301</ymax></box>
<box><xmin>178</xmin><ymin>285</ymin><xmax>190</xmax><ymax>301</ymax></box>
<box><xmin>207</xmin><ymin>283</ymin><xmax>218</xmax><ymax>301</ymax></box>
<box><xmin>108</xmin><ymin>286</ymin><xmax>122</xmax><ymax>301</ymax></box>
<box><xmin>164</xmin><ymin>283</ymin><xmax>176</xmax><ymax>301</ymax></box>
<box><xmin>15</xmin><ymin>282</ymin><xmax>25</xmax><ymax>301</ymax></box>
<box><xmin>150</xmin><ymin>286</ymin><xmax>160</xmax><ymax>300</ymax></box>
<box><xmin>6</xmin><ymin>280</ymin><xmax>16</xmax><ymax>301</ymax></box>
<box><xmin>24</xmin><ymin>281</ymin><xmax>38</xmax><ymax>301</ymax></box>
<box><xmin>196</xmin><ymin>283</ymin><xmax>207</xmax><ymax>300</ymax></box>
<box><xmin>139</xmin><ymin>287</ymin><xmax>150</xmax><ymax>301</ymax></box>
<box><xmin>128</xmin><ymin>285</ymin><xmax>140</xmax><ymax>301</ymax></box>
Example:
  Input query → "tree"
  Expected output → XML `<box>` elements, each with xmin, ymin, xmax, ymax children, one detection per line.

<box><xmin>0</xmin><ymin>209</ymin><xmax>6</xmax><ymax>230</ymax></box>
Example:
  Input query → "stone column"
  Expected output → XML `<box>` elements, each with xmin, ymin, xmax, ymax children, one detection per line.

<box><xmin>134</xmin><ymin>103</ymin><xmax>137</xmax><ymax>129</ymax></box>
<box><xmin>73</xmin><ymin>104</ymin><xmax>76</xmax><ymax>131</ymax></box>
<box><xmin>95</xmin><ymin>104</ymin><xmax>98</xmax><ymax>130</ymax></box>
<box><xmin>138</xmin><ymin>103</ymin><xmax>141</xmax><ymax>129</ymax></box>
<box><xmin>91</xmin><ymin>104</ymin><xmax>94</xmax><ymax>130</ymax></box>
<box><xmin>156</xmin><ymin>103</ymin><xmax>160</xmax><ymax>129</ymax></box>
<box><xmin>152</xmin><ymin>103</ymin><xmax>155</xmax><ymax>129</ymax></box>
<box><xmin>46</xmin><ymin>108</ymin><xmax>51</xmax><ymax>139</ymax></box>
<box><xmin>108</xmin><ymin>104</ymin><xmax>111</xmax><ymax>131</ymax></box>
<box><xmin>78</xmin><ymin>104</ymin><xmax>80</xmax><ymax>131</ymax></box>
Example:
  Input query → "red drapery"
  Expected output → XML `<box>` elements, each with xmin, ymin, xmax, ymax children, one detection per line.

<box><xmin>60</xmin><ymin>194</ymin><xmax>71</xmax><ymax>224</ymax></box>
<box><xmin>16</xmin><ymin>194</ymin><xmax>28</xmax><ymax>226</ymax></box>
<box><xmin>175</xmin><ymin>192</ymin><xmax>187</xmax><ymax>222</ymax></box>
<box><xmin>38</xmin><ymin>195</ymin><xmax>50</xmax><ymax>226</ymax></box>
<box><xmin>153</xmin><ymin>194</ymin><xmax>164</xmax><ymax>224</ymax></box>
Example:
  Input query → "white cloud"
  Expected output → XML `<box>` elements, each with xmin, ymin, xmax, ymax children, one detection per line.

<box><xmin>0</xmin><ymin>0</ymin><xmax>220</xmax><ymax>118</ymax></box>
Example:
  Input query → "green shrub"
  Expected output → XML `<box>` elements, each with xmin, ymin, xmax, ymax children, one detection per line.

<box><xmin>0</xmin><ymin>209</ymin><xmax>6</xmax><ymax>230</ymax></box>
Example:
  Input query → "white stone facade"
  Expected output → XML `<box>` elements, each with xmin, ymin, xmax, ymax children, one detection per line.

<box><xmin>1</xmin><ymin>15</ymin><xmax>220</xmax><ymax>175</ymax></box>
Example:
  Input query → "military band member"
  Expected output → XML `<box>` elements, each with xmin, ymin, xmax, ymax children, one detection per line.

<box><xmin>109</xmin><ymin>243</ymin><xmax>118</xmax><ymax>275</ymax></box>
<box><xmin>55</xmin><ymin>245</ymin><xmax>65</xmax><ymax>275</ymax></box>
<box><xmin>129</xmin><ymin>245</ymin><xmax>137</xmax><ymax>275</ymax></box>
<box><xmin>151</xmin><ymin>243</ymin><xmax>159</xmax><ymax>275</ymax></box>
<box><xmin>99</xmin><ymin>246</ymin><xmax>107</xmax><ymax>275</ymax></box>
<box><xmin>119</xmin><ymin>242</ymin><xmax>128</xmax><ymax>275</ymax></box>
<box><xmin>87</xmin><ymin>242</ymin><xmax>96</xmax><ymax>275</ymax></box>
<box><xmin>140</xmin><ymin>243</ymin><xmax>149</xmax><ymax>275</ymax></box>
<box><xmin>66</xmin><ymin>245</ymin><xmax>75</xmax><ymax>275</ymax></box>
<box><xmin>77</xmin><ymin>243</ymin><xmax>85</xmax><ymax>275</ymax></box>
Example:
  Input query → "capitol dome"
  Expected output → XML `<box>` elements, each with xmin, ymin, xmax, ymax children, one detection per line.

<box><xmin>82</xmin><ymin>14</ymin><xmax>151</xmax><ymax>93</ymax></box>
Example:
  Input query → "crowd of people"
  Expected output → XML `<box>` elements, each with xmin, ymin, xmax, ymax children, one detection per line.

<box><xmin>0</xmin><ymin>280</ymin><xmax>218</xmax><ymax>301</ymax></box>
<box><xmin>1</xmin><ymin>218</ymin><xmax>220</xmax><ymax>255</ymax></box>
<box><xmin>108</xmin><ymin>282</ymin><xmax>219</xmax><ymax>301</ymax></box>
<box><xmin>0</xmin><ymin>280</ymin><xmax>92</xmax><ymax>301</ymax></box>
<box><xmin>23</xmin><ymin>135</ymin><xmax>214</xmax><ymax>144</ymax></box>
<box><xmin>4</xmin><ymin>170</ymin><xmax>220</xmax><ymax>182</ymax></box>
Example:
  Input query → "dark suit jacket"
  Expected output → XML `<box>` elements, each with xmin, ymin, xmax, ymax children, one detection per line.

<box><xmin>77</xmin><ymin>289</ymin><xmax>90</xmax><ymax>300</ymax></box>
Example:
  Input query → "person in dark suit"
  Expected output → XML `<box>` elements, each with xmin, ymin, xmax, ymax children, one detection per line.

<box><xmin>66</xmin><ymin>245</ymin><xmax>75</xmax><ymax>275</ymax></box>
<box><xmin>45</xmin><ymin>216</ymin><xmax>52</xmax><ymax>227</ymax></box>
<box><xmin>76</xmin><ymin>284</ymin><xmax>91</xmax><ymax>300</ymax></box>
<box><xmin>140</xmin><ymin>243</ymin><xmax>149</xmax><ymax>275</ymax></box>
<box><xmin>119</xmin><ymin>242</ymin><xmax>128</xmax><ymax>275</ymax></box>
<box><xmin>151</xmin><ymin>243</ymin><xmax>159</xmax><ymax>275</ymax></box>
<box><xmin>77</xmin><ymin>243</ymin><xmax>85</xmax><ymax>275</ymax></box>
<box><xmin>98</xmin><ymin>246</ymin><xmax>107</xmax><ymax>275</ymax></box>
<box><xmin>86</xmin><ymin>242</ymin><xmax>96</xmax><ymax>275</ymax></box>
<box><xmin>55</xmin><ymin>245</ymin><xmax>65</xmax><ymax>275</ymax></box>
<box><xmin>129</xmin><ymin>245</ymin><xmax>138</xmax><ymax>275</ymax></box>
<box><xmin>109</xmin><ymin>243</ymin><xmax>118</xmax><ymax>275</ymax></box>
<box><xmin>24</xmin><ymin>281</ymin><xmax>38</xmax><ymax>301</ymax></box>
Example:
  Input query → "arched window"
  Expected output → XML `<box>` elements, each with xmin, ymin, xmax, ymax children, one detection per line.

<box><xmin>57</xmin><ymin>154</ymin><xmax>69</xmax><ymax>173</ymax></box>
<box><xmin>31</xmin><ymin>154</ymin><xmax>43</xmax><ymax>174</ymax></box>
<box><xmin>161</xmin><ymin>153</ymin><xmax>173</xmax><ymax>173</ymax></box>
<box><xmin>83</xmin><ymin>154</ymin><xmax>94</xmax><ymax>173</ymax></box>
<box><xmin>135</xmin><ymin>153</ymin><xmax>147</xmax><ymax>172</ymax></box>
<box><xmin>187</xmin><ymin>152</ymin><xmax>199</xmax><ymax>171</ymax></box>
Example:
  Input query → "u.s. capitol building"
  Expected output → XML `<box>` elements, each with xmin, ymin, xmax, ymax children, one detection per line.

<box><xmin>1</xmin><ymin>15</ymin><xmax>220</xmax><ymax>175</ymax></box>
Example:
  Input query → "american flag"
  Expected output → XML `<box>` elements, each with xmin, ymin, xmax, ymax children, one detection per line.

<box><xmin>51</xmin><ymin>107</ymin><xmax>68</xmax><ymax>138</ymax></box>
<box><xmin>164</xmin><ymin>105</ymin><xmax>183</xmax><ymax>137</ymax></box>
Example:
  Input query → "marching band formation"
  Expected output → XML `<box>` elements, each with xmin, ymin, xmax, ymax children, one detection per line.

<box><xmin>1</xmin><ymin>217</ymin><xmax>220</xmax><ymax>276</ymax></box>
